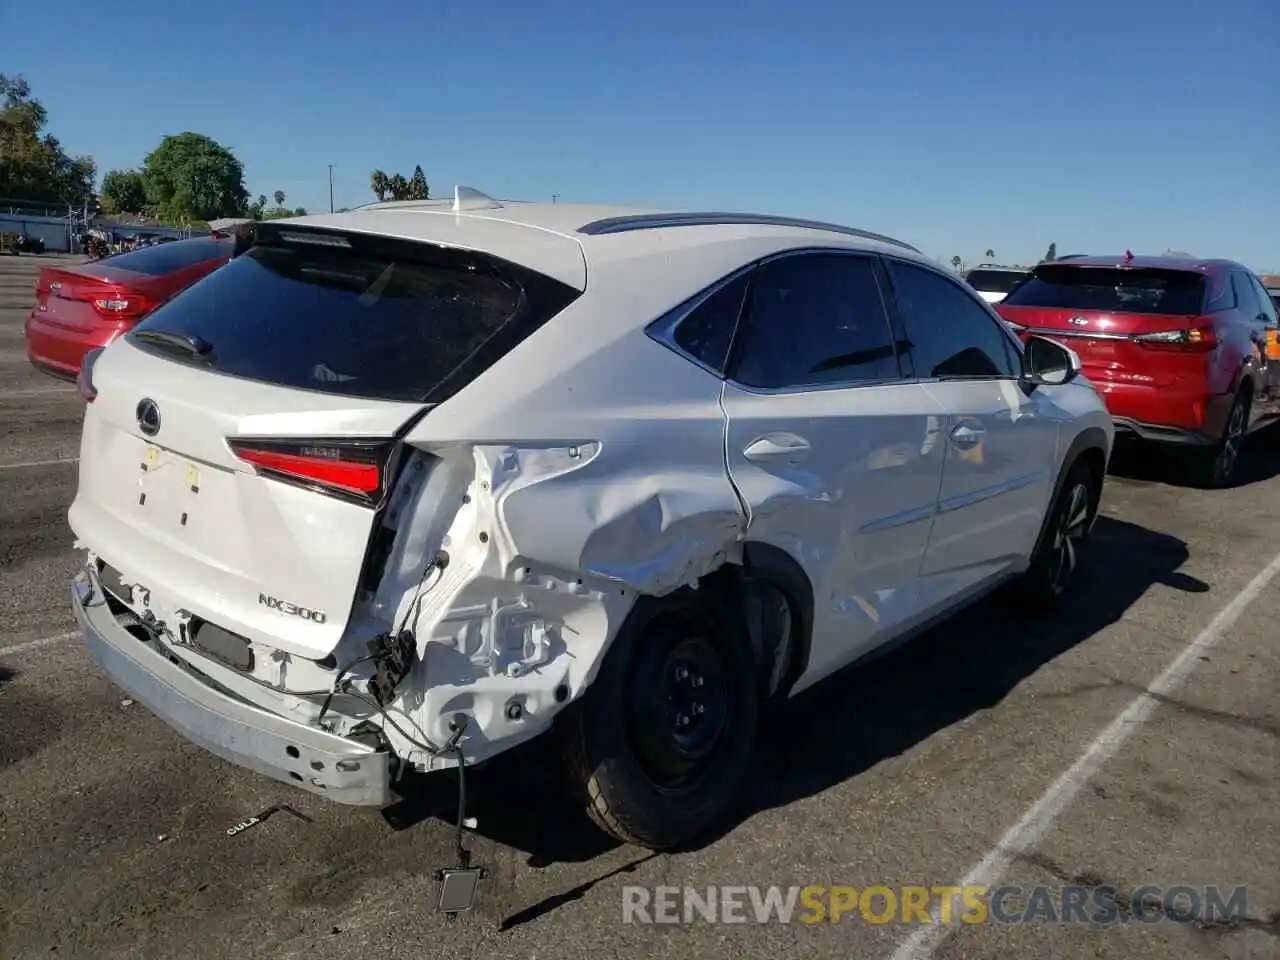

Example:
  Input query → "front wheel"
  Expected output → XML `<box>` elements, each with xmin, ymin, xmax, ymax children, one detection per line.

<box><xmin>558</xmin><ymin>588</ymin><xmax>759</xmax><ymax>850</ymax></box>
<box><xmin>1012</xmin><ymin>458</ymin><xmax>1099</xmax><ymax>610</ymax></box>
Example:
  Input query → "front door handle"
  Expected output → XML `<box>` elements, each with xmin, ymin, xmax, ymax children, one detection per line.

<box><xmin>743</xmin><ymin>433</ymin><xmax>812</xmax><ymax>463</ymax></box>
<box><xmin>949</xmin><ymin>420</ymin><xmax>985</xmax><ymax>449</ymax></box>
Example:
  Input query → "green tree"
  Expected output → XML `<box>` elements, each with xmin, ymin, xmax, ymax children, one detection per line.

<box><xmin>1043</xmin><ymin>242</ymin><xmax>1057</xmax><ymax>262</ymax></box>
<box><xmin>387</xmin><ymin>173</ymin><xmax>409</xmax><ymax>200</ymax></box>
<box><xmin>141</xmin><ymin>132</ymin><xmax>249</xmax><ymax>222</ymax></box>
<box><xmin>408</xmin><ymin>165</ymin><xmax>428</xmax><ymax>200</ymax></box>
<box><xmin>273</xmin><ymin>189</ymin><xmax>285</xmax><ymax>208</ymax></box>
<box><xmin>100</xmin><ymin>169</ymin><xmax>148</xmax><ymax>214</ymax></box>
<box><xmin>0</xmin><ymin>73</ymin><xmax>96</xmax><ymax>204</ymax></box>
<box><xmin>951</xmin><ymin>255</ymin><xmax>962</xmax><ymax>270</ymax></box>
<box><xmin>370</xmin><ymin>169</ymin><xmax>389</xmax><ymax>201</ymax></box>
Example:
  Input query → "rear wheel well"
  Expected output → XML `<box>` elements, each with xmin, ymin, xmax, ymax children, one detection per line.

<box><xmin>697</xmin><ymin>544</ymin><xmax>814</xmax><ymax>702</ymax></box>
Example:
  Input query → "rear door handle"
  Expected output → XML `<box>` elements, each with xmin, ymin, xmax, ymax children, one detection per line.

<box><xmin>743</xmin><ymin>433</ymin><xmax>812</xmax><ymax>463</ymax></box>
<box><xmin>949</xmin><ymin>420</ymin><xmax>985</xmax><ymax>449</ymax></box>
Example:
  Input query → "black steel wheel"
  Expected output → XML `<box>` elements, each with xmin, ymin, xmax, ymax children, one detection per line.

<box><xmin>559</xmin><ymin>588</ymin><xmax>758</xmax><ymax>850</ymax></box>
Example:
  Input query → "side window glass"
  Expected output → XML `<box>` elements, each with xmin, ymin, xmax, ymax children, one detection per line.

<box><xmin>886</xmin><ymin>260</ymin><xmax>1020</xmax><ymax>379</ymax></box>
<box><xmin>1231</xmin><ymin>273</ymin><xmax>1258</xmax><ymax>315</ymax></box>
<box><xmin>671</xmin><ymin>273</ymin><xmax>750</xmax><ymax>372</ymax></box>
<box><xmin>730</xmin><ymin>254</ymin><xmax>900</xmax><ymax>389</ymax></box>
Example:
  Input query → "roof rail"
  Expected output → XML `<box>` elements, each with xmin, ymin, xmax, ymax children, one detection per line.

<box><xmin>576</xmin><ymin>211</ymin><xmax>919</xmax><ymax>252</ymax></box>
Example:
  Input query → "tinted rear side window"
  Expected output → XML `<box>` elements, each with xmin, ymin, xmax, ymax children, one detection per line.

<box><xmin>1001</xmin><ymin>265</ymin><xmax>1206</xmax><ymax>315</ymax></box>
<box><xmin>671</xmin><ymin>273</ymin><xmax>749</xmax><ymax>372</ymax></box>
<box><xmin>126</xmin><ymin>228</ymin><xmax>581</xmax><ymax>403</ymax></box>
<box><xmin>101</xmin><ymin>237</ymin><xmax>230</xmax><ymax>276</ymax></box>
<box><xmin>964</xmin><ymin>269</ymin><xmax>1026</xmax><ymax>294</ymax></box>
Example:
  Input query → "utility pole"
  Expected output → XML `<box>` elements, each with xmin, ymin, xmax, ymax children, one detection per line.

<box><xmin>552</xmin><ymin>193</ymin><xmax>559</xmax><ymax>204</ymax></box>
<box><xmin>328</xmin><ymin>164</ymin><xmax>335</xmax><ymax>213</ymax></box>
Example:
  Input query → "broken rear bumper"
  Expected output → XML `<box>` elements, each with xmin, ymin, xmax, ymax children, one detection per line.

<box><xmin>71</xmin><ymin>568</ymin><xmax>393</xmax><ymax>807</ymax></box>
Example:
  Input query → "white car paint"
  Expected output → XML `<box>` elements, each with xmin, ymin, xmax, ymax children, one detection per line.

<box><xmin>68</xmin><ymin>188</ymin><xmax>1115</xmax><ymax>803</ymax></box>
<box><xmin>964</xmin><ymin>266</ymin><xmax>1029</xmax><ymax>305</ymax></box>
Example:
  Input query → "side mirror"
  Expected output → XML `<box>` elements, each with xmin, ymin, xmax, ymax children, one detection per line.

<box><xmin>1022</xmin><ymin>334</ymin><xmax>1081</xmax><ymax>386</ymax></box>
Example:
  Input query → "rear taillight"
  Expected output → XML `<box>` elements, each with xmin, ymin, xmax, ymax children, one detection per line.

<box><xmin>228</xmin><ymin>438</ymin><xmax>397</xmax><ymax>506</ymax></box>
<box><xmin>77</xmin><ymin>347</ymin><xmax>104</xmax><ymax>402</ymax></box>
<box><xmin>90</xmin><ymin>295</ymin><xmax>161</xmax><ymax>321</ymax></box>
<box><xmin>1132</xmin><ymin>323</ymin><xmax>1217</xmax><ymax>353</ymax></box>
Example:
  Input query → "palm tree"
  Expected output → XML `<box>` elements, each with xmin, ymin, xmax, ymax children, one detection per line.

<box><xmin>370</xmin><ymin>170</ymin><xmax>389</xmax><ymax>202</ymax></box>
<box><xmin>388</xmin><ymin>173</ymin><xmax>409</xmax><ymax>201</ymax></box>
<box><xmin>951</xmin><ymin>255</ymin><xmax>962</xmax><ymax>270</ymax></box>
<box><xmin>984</xmin><ymin>248</ymin><xmax>995</xmax><ymax>260</ymax></box>
<box><xmin>273</xmin><ymin>190</ymin><xmax>285</xmax><ymax>208</ymax></box>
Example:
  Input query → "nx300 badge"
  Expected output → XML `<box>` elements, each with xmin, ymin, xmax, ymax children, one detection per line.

<box><xmin>258</xmin><ymin>592</ymin><xmax>327</xmax><ymax>623</ymax></box>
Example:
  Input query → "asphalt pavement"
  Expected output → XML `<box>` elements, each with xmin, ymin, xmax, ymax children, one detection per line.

<box><xmin>0</xmin><ymin>255</ymin><xmax>1276</xmax><ymax>960</ymax></box>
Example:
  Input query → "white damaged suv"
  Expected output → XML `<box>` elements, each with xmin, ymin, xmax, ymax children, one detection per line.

<box><xmin>69</xmin><ymin>188</ymin><xmax>1113</xmax><ymax>854</ymax></box>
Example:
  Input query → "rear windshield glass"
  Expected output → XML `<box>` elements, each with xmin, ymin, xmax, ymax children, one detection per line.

<box><xmin>126</xmin><ymin>228</ymin><xmax>580</xmax><ymax>403</ymax></box>
<box><xmin>964</xmin><ymin>269</ymin><xmax>1026</xmax><ymax>294</ymax></box>
<box><xmin>100</xmin><ymin>237</ymin><xmax>230</xmax><ymax>276</ymax></box>
<box><xmin>1001</xmin><ymin>265</ymin><xmax>1206</xmax><ymax>315</ymax></box>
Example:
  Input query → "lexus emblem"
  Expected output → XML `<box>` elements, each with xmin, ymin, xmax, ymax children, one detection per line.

<box><xmin>1068</xmin><ymin>316</ymin><xmax>1089</xmax><ymax>326</ymax></box>
<box><xmin>136</xmin><ymin>398</ymin><xmax>161</xmax><ymax>437</ymax></box>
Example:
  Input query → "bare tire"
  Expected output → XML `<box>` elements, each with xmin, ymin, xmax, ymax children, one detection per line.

<box><xmin>558</xmin><ymin>588</ymin><xmax>759</xmax><ymax>850</ymax></box>
<box><xmin>1012</xmin><ymin>457</ymin><xmax>1099</xmax><ymax>610</ymax></box>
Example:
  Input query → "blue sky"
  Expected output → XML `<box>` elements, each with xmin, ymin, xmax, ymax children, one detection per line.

<box><xmin>3</xmin><ymin>0</ymin><xmax>1276</xmax><ymax>268</ymax></box>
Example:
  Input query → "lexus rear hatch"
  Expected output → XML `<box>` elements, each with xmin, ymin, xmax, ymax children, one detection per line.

<box><xmin>69</xmin><ymin>222</ymin><xmax>582</xmax><ymax>659</ymax></box>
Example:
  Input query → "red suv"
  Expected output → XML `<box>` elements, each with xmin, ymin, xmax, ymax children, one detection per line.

<box><xmin>996</xmin><ymin>253</ymin><xmax>1280</xmax><ymax>486</ymax></box>
<box><xmin>25</xmin><ymin>234</ymin><xmax>233</xmax><ymax>382</ymax></box>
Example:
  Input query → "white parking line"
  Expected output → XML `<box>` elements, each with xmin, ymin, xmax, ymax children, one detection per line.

<box><xmin>0</xmin><ymin>456</ymin><xmax>78</xmax><ymax>470</ymax></box>
<box><xmin>888</xmin><ymin>547</ymin><xmax>1280</xmax><ymax>960</ymax></box>
<box><xmin>0</xmin><ymin>630</ymin><xmax>79</xmax><ymax>659</ymax></box>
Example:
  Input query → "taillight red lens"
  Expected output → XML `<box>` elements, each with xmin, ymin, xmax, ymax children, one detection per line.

<box><xmin>77</xmin><ymin>347</ymin><xmax>104</xmax><ymax>402</ymax></box>
<box><xmin>90</xmin><ymin>295</ymin><xmax>161</xmax><ymax>321</ymax></box>
<box><xmin>1133</xmin><ymin>323</ymin><xmax>1217</xmax><ymax>352</ymax></box>
<box><xmin>228</xmin><ymin>439</ymin><xmax>395</xmax><ymax>505</ymax></box>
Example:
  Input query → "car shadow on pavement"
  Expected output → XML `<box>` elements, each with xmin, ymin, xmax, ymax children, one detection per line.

<box><xmin>384</xmin><ymin>515</ymin><xmax>1207</xmax><ymax>928</ymax></box>
<box><xmin>737</xmin><ymin>515</ymin><xmax>1207</xmax><ymax>829</ymax></box>
<box><xmin>1109</xmin><ymin>421</ymin><xmax>1280</xmax><ymax>489</ymax></box>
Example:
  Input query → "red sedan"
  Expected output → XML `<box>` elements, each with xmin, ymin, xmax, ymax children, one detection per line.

<box><xmin>25</xmin><ymin>234</ymin><xmax>233</xmax><ymax>382</ymax></box>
